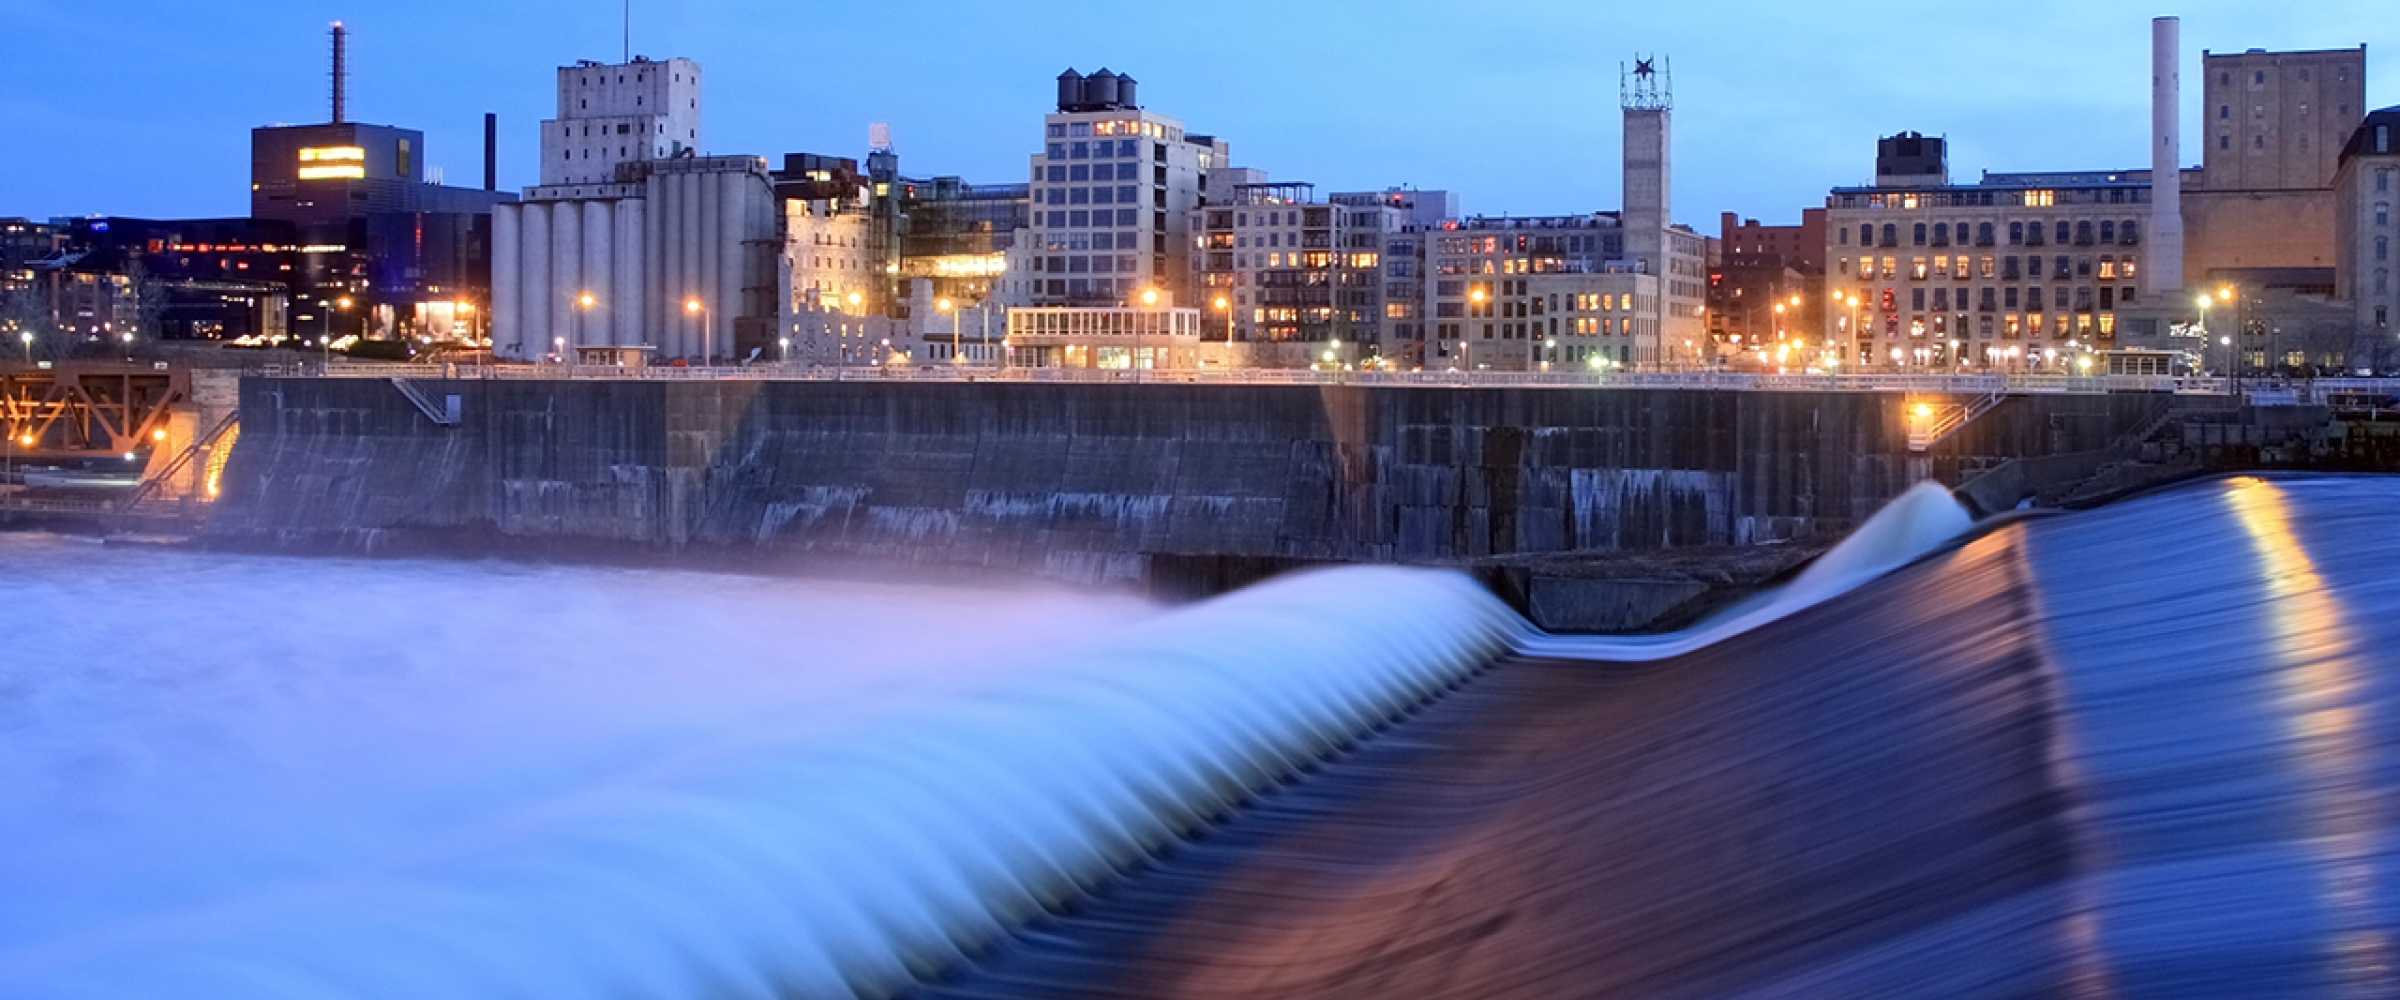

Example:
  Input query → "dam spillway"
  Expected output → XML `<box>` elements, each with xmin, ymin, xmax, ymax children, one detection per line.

<box><xmin>909</xmin><ymin>474</ymin><xmax>2400</xmax><ymax>999</ymax></box>
<box><xmin>7</xmin><ymin>474</ymin><xmax>2398</xmax><ymax>997</ymax></box>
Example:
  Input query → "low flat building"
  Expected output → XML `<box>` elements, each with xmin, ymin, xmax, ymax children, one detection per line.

<box><xmin>1004</xmin><ymin>305</ymin><xmax>1201</xmax><ymax>370</ymax></box>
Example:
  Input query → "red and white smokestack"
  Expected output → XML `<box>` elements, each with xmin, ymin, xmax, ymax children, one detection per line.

<box><xmin>2149</xmin><ymin>16</ymin><xmax>2185</xmax><ymax>295</ymax></box>
<box><xmin>330</xmin><ymin>22</ymin><xmax>348</xmax><ymax>125</ymax></box>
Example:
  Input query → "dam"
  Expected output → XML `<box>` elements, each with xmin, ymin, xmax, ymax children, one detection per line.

<box><xmin>204</xmin><ymin>374</ymin><xmax>2179</xmax><ymax>584</ymax></box>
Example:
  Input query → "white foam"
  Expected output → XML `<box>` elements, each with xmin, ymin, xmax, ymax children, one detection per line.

<box><xmin>1516</xmin><ymin>481</ymin><xmax>1978</xmax><ymax>661</ymax></box>
<box><xmin>0</xmin><ymin>543</ymin><xmax>1515</xmax><ymax>1000</ymax></box>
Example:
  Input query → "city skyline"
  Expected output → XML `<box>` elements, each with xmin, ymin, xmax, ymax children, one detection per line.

<box><xmin>4</xmin><ymin>1</ymin><xmax>2394</xmax><ymax>226</ymax></box>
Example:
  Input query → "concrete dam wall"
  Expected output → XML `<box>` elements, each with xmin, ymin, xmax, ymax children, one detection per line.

<box><xmin>208</xmin><ymin>378</ymin><xmax>2161</xmax><ymax>584</ymax></box>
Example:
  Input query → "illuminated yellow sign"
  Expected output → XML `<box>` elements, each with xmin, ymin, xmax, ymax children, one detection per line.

<box><xmin>297</xmin><ymin>146</ymin><xmax>366</xmax><ymax>181</ymax></box>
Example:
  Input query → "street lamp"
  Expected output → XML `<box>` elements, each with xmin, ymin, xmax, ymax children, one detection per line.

<box><xmin>1137</xmin><ymin>287</ymin><xmax>1160</xmax><ymax>381</ymax></box>
<box><xmin>938</xmin><ymin>297</ymin><xmax>960</xmax><ymax>366</ymax></box>
<box><xmin>685</xmin><ymin>298</ymin><xmax>710</xmax><ymax>367</ymax></box>
<box><xmin>573</xmin><ymin>292</ymin><xmax>595</xmax><ymax>366</ymax></box>
<box><xmin>1213</xmin><ymin>295</ymin><xmax>1232</xmax><ymax>345</ymax></box>
<box><xmin>17</xmin><ymin>329</ymin><xmax>29</xmax><ymax>365</ymax></box>
<box><xmin>2196</xmin><ymin>293</ymin><xmax>2217</xmax><ymax>380</ymax></box>
<box><xmin>778</xmin><ymin>336</ymin><xmax>791</xmax><ymax>365</ymax></box>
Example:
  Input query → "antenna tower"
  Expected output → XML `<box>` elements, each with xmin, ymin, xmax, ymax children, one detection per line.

<box><xmin>1621</xmin><ymin>54</ymin><xmax>1672</xmax><ymax>112</ymax></box>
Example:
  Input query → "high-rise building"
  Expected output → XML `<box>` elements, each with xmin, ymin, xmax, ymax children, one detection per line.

<box><xmin>1026</xmin><ymin>69</ymin><xmax>1224</xmax><ymax>308</ymax></box>
<box><xmin>542</xmin><ymin>57</ymin><xmax>703</xmax><ymax>186</ymax></box>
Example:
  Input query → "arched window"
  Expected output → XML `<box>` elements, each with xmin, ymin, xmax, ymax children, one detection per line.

<box><xmin>1858</xmin><ymin>224</ymin><xmax>1873</xmax><ymax>246</ymax></box>
<box><xmin>2056</xmin><ymin>221</ymin><xmax>2072</xmax><ymax>245</ymax></box>
<box><xmin>2076</xmin><ymin>221</ymin><xmax>2094</xmax><ymax>245</ymax></box>
<box><xmin>1978</xmin><ymin>222</ymin><xmax>1995</xmax><ymax>245</ymax></box>
<box><xmin>2008</xmin><ymin>221</ymin><xmax>2025</xmax><ymax>245</ymax></box>
<box><xmin>2122</xmin><ymin>219</ymin><xmax>2140</xmax><ymax>244</ymax></box>
<box><xmin>2377</xmin><ymin>203</ymin><xmax>2391</xmax><ymax>227</ymax></box>
<box><xmin>1913</xmin><ymin>223</ymin><xmax>1928</xmax><ymax>246</ymax></box>
<box><xmin>2100</xmin><ymin>221</ymin><xmax>2117</xmax><ymax>242</ymax></box>
<box><xmin>2379</xmin><ymin>237</ymin><xmax>2390</xmax><ymax>263</ymax></box>
<box><xmin>1933</xmin><ymin>223</ymin><xmax>1950</xmax><ymax>245</ymax></box>
<box><xmin>1882</xmin><ymin>224</ymin><xmax>1898</xmax><ymax>247</ymax></box>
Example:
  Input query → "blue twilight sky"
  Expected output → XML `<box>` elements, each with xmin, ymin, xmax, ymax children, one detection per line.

<box><xmin>2</xmin><ymin>1</ymin><xmax>2393</xmax><ymax>228</ymax></box>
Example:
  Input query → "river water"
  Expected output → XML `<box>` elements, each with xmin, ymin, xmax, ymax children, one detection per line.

<box><xmin>0</xmin><ymin>539</ymin><xmax>1512</xmax><ymax>998</ymax></box>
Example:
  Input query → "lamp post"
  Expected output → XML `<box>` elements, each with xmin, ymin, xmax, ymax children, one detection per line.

<box><xmin>778</xmin><ymin>336</ymin><xmax>791</xmax><ymax>366</ymax></box>
<box><xmin>1213</xmin><ymin>296</ymin><xmax>1232</xmax><ymax>347</ymax></box>
<box><xmin>2196</xmin><ymin>293</ymin><xmax>2216</xmax><ymax>383</ymax></box>
<box><xmin>574</xmin><ymin>292</ymin><xmax>595</xmax><ymax>367</ymax></box>
<box><xmin>17</xmin><ymin>329</ymin><xmax>30</xmax><ymax>365</ymax></box>
<box><xmin>685</xmin><ymin>298</ymin><xmax>710</xmax><ymax>367</ymax></box>
<box><xmin>1845</xmin><ymin>295</ymin><xmax>1862</xmax><ymax>370</ymax></box>
<box><xmin>938</xmin><ymin>297</ymin><xmax>960</xmax><ymax>366</ymax></box>
<box><xmin>2218</xmin><ymin>284</ymin><xmax>2239</xmax><ymax>391</ymax></box>
<box><xmin>1469</xmin><ymin>285</ymin><xmax>1487</xmax><ymax>374</ymax></box>
<box><xmin>1138</xmin><ymin>287</ymin><xmax>1159</xmax><ymax>383</ymax></box>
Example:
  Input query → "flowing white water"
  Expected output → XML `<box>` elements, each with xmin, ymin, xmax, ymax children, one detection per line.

<box><xmin>1516</xmin><ymin>482</ymin><xmax>1979</xmax><ymax>660</ymax></box>
<box><xmin>0</xmin><ymin>539</ymin><xmax>1515</xmax><ymax>1000</ymax></box>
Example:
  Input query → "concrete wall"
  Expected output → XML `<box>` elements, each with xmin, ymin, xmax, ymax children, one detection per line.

<box><xmin>209</xmin><ymin>379</ymin><xmax>2166</xmax><ymax>585</ymax></box>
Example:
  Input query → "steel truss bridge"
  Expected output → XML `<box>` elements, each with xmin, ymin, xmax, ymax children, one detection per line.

<box><xmin>1</xmin><ymin>362</ymin><xmax>187</xmax><ymax>459</ymax></box>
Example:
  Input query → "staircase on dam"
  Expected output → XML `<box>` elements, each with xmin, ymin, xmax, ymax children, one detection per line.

<box><xmin>1907</xmin><ymin>387</ymin><xmax>2007</xmax><ymax>452</ymax></box>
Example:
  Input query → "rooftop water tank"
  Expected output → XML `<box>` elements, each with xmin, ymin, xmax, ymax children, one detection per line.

<box><xmin>1084</xmin><ymin>69</ymin><xmax>1120</xmax><ymax>109</ymax></box>
<box><xmin>1056</xmin><ymin>69</ymin><xmax>1083</xmax><ymax>112</ymax></box>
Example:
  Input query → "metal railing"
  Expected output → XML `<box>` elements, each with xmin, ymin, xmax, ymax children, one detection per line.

<box><xmin>244</xmin><ymin>361</ymin><xmax>2400</xmax><ymax>399</ymax></box>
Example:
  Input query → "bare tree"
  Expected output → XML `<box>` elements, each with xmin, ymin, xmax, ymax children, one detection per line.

<box><xmin>0</xmin><ymin>283</ymin><xmax>57</xmax><ymax>363</ymax></box>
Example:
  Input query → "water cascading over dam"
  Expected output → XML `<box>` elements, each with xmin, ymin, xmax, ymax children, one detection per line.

<box><xmin>6</xmin><ymin>475</ymin><xmax>2397</xmax><ymax>998</ymax></box>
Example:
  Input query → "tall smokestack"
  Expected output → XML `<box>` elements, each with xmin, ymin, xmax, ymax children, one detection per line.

<box><xmin>329</xmin><ymin>22</ymin><xmax>349</xmax><ymax>124</ymax></box>
<box><xmin>2149</xmin><ymin>16</ymin><xmax>2185</xmax><ymax>296</ymax></box>
<box><xmin>483</xmin><ymin>112</ymin><xmax>498</xmax><ymax>191</ymax></box>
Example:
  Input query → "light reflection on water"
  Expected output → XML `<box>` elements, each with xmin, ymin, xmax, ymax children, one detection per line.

<box><xmin>2224</xmin><ymin>477</ymin><xmax>2391</xmax><ymax>992</ymax></box>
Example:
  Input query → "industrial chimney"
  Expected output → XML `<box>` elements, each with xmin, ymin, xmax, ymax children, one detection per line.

<box><xmin>484</xmin><ymin>112</ymin><xmax>498</xmax><ymax>191</ymax></box>
<box><xmin>2149</xmin><ymin>16</ymin><xmax>2185</xmax><ymax>296</ymax></box>
<box><xmin>329</xmin><ymin>22</ymin><xmax>349</xmax><ymax>124</ymax></box>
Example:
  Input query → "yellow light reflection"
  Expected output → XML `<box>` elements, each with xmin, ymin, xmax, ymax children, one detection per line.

<box><xmin>202</xmin><ymin>423</ymin><xmax>239</xmax><ymax>500</ymax></box>
<box><xmin>2223</xmin><ymin>476</ymin><xmax>2389</xmax><ymax>979</ymax></box>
